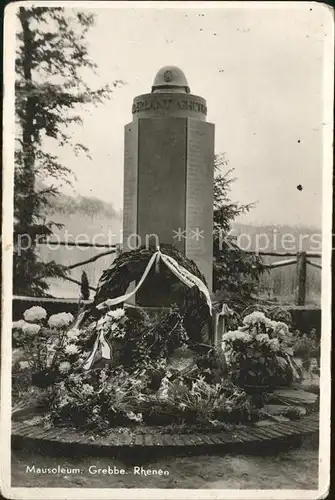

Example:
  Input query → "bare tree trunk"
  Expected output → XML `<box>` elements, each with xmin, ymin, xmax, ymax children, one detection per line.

<box><xmin>18</xmin><ymin>7</ymin><xmax>36</xmax><ymax>228</ymax></box>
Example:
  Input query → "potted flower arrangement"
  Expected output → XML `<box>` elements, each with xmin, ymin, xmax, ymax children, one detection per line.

<box><xmin>222</xmin><ymin>311</ymin><xmax>302</xmax><ymax>393</ymax></box>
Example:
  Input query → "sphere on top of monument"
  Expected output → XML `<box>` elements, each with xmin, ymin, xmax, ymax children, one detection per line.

<box><xmin>151</xmin><ymin>66</ymin><xmax>190</xmax><ymax>94</ymax></box>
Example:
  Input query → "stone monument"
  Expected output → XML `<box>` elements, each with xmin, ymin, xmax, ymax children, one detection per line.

<box><xmin>123</xmin><ymin>66</ymin><xmax>214</xmax><ymax>305</ymax></box>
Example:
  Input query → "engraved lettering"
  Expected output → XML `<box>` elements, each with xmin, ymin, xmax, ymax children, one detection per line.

<box><xmin>132</xmin><ymin>99</ymin><xmax>207</xmax><ymax>114</ymax></box>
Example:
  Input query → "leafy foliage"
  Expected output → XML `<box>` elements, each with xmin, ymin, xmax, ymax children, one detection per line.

<box><xmin>290</xmin><ymin>330</ymin><xmax>320</xmax><ymax>372</ymax></box>
<box><xmin>213</xmin><ymin>154</ymin><xmax>266</xmax><ymax>310</ymax></box>
<box><xmin>14</xmin><ymin>7</ymin><xmax>123</xmax><ymax>296</ymax></box>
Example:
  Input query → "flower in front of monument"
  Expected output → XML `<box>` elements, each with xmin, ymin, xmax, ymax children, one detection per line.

<box><xmin>223</xmin><ymin>310</ymin><xmax>301</xmax><ymax>389</ymax></box>
<box><xmin>64</xmin><ymin>344</ymin><xmax>79</xmax><ymax>355</ymax></box>
<box><xmin>222</xmin><ymin>330</ymin><xmax>252</xmax><ymax>344</ymax></box>
<box><xmin>23</xmin><ymin>306</ymin><xmax>47</xmax><ymax>323</ymax></box>
<box><xmin>21</xmin><ymin>322</ymin><xmax>41</xmax><ymax>336</ymax></box>
<box><xmin>272</xmin><ymin>321</ymin><xmax>291</xmax><ymax>338</ymax></box>
<box><xmin>66</xmin><ymin>329</ymin><xmax>80</xmax><ymax>342</ymax></box>
<box><xmin>59</xmin><ymin>361</ymin><xmax>71</xmax><ymax>374</ymax></box>
<box><xmin>12</xmin><ymin>319</ymin><xmax>41</xmax><ymax>336</ymax></box>
<box><xmin>255</xmin><ymin>333</ymin><xmax>270</xmax><ymax>344</ymax></box>
<box><xmin>157</xmin><ymin>375</ymin><xmax>170</xmax><ymax>401</ymax></box>
<box><xmin>243</xmin><ymin>311</ymin><xmax>273</xmax><ymax>329</ymax></box>
<box><xmin>268</xmin><ymin>338</ymin><xmax>280</xmax><ymax>352</ymax></box>
<box><xmin>96</xmin><ymin>308</ymin><xmax>127</xmax><ymax>343</ymax></box>
<box><xmin>19</xmin><ymin>360</ymin><xmax>30</xmax><ymax>370</ymax></box>
<box><xmin>48</xmin><ymin>312</ymin><xmax>74</xmax><ymax>329</ymax></box>
<box><xmin>108</xmin><ymin>308</ymin><xmax>125</xmax><ymax>320</ymax></box>
<box><xmin>82</xmin><ymin>383</ymin><xmax>94</xmax><ymax>396</ymax></box>
<box><xmin>12</xmin><ymin>319</ymin><xmax>27</xmax><ymax>331</ymax></box>
<box><xmin>69</xmin><ymin>373</ymin><xmax>82</xmax><ymax>384</ymax></box>
<box><xmin>126</xmin><ymin>411</ymin><xmax>143</xmax><ymax>423</ymax></box>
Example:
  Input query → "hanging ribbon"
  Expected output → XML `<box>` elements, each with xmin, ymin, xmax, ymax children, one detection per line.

<box><xmin>96</xmin><ymin>251</ymin><xmax>159</xmax><ymax>311</ymax></box>
<box><xmin>82</xmin><ymin>330</ymin><xmax>112</xmax><ymax>371</ymax></box>
<box><xmin>159</xmin><ymin>252</ymin><xmax>212</xmax><ymax>314</ymax></box>
<box><xmin>155</xmin><ymin>246</ymin><xmax>161</xmax><ymax>274</ymax></box>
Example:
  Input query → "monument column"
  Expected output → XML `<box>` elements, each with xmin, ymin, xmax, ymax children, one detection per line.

<box><xmin>123</xmin><ymin>66</ymin><xmax>214</xmax><ymax>304</ymax></box>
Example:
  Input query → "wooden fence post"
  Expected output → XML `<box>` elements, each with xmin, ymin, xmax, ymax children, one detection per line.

<box><xmin>295</xmin><ymin>251</ymin><xmax>307</xmax><ymax>305</ymax></box>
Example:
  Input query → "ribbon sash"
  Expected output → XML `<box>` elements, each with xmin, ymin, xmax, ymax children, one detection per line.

<box><xmin>159</xmin><ymin>252</ymin><xmax>212</xmax><ymax>313</ymax></box>
<box><xmin>96</xmin><ymin>251</ymin><xmax>159</xmax><ymax>310</ymax></box>
<box><xmin>82</xmin><ymin>331</ymin><xmax>112</xmax><ymax>371</ymax></box>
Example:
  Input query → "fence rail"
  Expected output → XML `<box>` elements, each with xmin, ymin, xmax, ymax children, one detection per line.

<box><xmin>37</xmin><ymin>240</ymin><xmax>322</xmax><ymax>258</ymax></box>
<box><xmin>36</xmin><ymin>241</ymin><xmax>321</xmax><ymax>306</ymax></box>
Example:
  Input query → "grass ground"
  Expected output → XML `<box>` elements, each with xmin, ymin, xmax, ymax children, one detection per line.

<box><xmin>11</xmin><ymin>435</ymin><xmax>318</xmax><ymax>489</ymax></box>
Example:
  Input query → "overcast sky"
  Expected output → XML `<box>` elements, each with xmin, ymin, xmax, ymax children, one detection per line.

<box><xmin>50</xmin><ymin>3</ymin><xmax>330</xmax><ymax>228</ymax></box>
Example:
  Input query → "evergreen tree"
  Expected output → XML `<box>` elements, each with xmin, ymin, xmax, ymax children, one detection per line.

<box><xmin>14</xmin><ymin>7</ymin><xmax>123</xmax><ymax>296</ymax></box>
<box><xmin>212</xmin><ymin>153</ymin><xmax>265</xmax><ymax>310</ymax></box>
<box><xmin>80</xmin><ymin>271</ymin><xmax>90</xmax><ymax>300</ymax></box>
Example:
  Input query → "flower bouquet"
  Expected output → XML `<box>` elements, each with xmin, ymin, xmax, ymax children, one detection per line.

<box><xmin>222</xmin><ymin>311</ymin><xmax>302</xmax><ymax>393</ymax></box>
<box><xmin>12</xmin><ymin>307</ymin><xmax>76</xmax><ymax>395</ymax></box>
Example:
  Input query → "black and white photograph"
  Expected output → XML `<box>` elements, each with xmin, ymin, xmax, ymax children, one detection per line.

<box><xmin>1</xmin><ymin>1</ymin><xmax>332</xmax><ymax>499</ymax></box>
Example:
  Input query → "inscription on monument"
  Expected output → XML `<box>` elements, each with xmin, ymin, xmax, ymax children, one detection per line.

<box><xmin>132</xmin><ymin>98</ymin><xmax>207</xmax><ymax>115</ymax></box>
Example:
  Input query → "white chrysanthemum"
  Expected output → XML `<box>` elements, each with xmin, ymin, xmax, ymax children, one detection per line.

<box><xmin>268</xmin><ymin>338</ymin><xmax>280</xmax><ymax>352</ymax></box>
<box><xmin>126</xmin><ymin>411</ymin><xmax>143</xmax><ymax>423</ymax></box>
<box><xmin>243</xmin><ymin>311</ymin><xmax>272</xmax><ymax>328</ymax></box>
<box><xmin>59</xmin><ymin>361</ymin><xmax>71</xmax><ymax>373</ymax></box>
<box><xmin>22</xmin><ymin>323</ymin><xmax>41</xmax><ymax>336</ymax></box>
<box><xmin>82</xmin><ymin>383</ymin><xmax>94</xmax><ymax>395</ymax></box>
<box><xmin>222</xmin><ymin>330</ymin><xmax>239</xmax><ymax>341</ymax></box>
<box><xmin>238</xmin><ymin>332</ymin><xmax>252</xmax><ymax>342</ymax></box>
<box><xmin>66</xmin><ymin>329</ymin><xmax>80</xmax><ymax>341</ymax></box>
<box><xmin>48</xmin><ymin>312</ymin><xmax>74</xmax><ymax>329</ymax></box>
<box><xmin>272</xmin><ymin>321</ymin><xmax>290</xmax><ymax>337</ymax></box>
<box><xmin>23</xmin><ymin>306</ymin><xmax>47</xmax><ymax>323</ymax></box>
<box><xmin>99</xmin><ymin>370</ymin><xmax>108</xmax><ymax>383</ymax></box>
<box><xmin>19</xmin><ymin>361</ymin><xmax>29</xmax><ymax>370</ymax></box>
<box><xmin>223</xmin><ymin>330</ymin><xmax>252</xmax><ymax>343</ymax></box>
<box><xmin>97</xmin><ymin>316</ymin><xmax>107</xmax><ymax>329</ymax></box>
<box><xmin>255</xmin><ymin>333</ymin><xmax>270</xmax><ymax>343</ymax></box>
<box><xmin>107</xmin><ymin>308</ymin><xmax>125</xmax><ymax>320</ymax></box>
<box><xmin>97</xmin><ymin>313</ymin><xmax>115</xmax><ymax>331</ymax></box>
<box><xmin>64</xmin><ymin>344</ymin><xmax>79</xmax><ymax>355</ymax></box>
<box><xmin>12</xmin><ymin>319</ymin><xmax>28</xmax><ymax>331</ymax></box>
<box><xmin>69</xmin><ymin>373</ymin><xmax>82</xmax><ymax>384</ymax></box>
